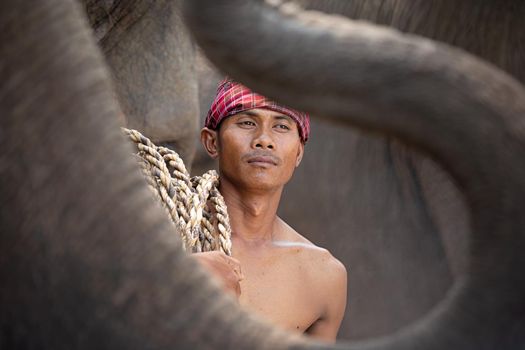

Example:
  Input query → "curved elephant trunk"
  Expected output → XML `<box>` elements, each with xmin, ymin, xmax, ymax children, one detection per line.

<box><xmin>183</xmin><ymin>0</ymin><xmax>525</xmax><ymax>348</ymax></box>
<box><xmin>0</xmin><ymin>0</ymin><xmax>301</xmax><ymax>349</ymax></box>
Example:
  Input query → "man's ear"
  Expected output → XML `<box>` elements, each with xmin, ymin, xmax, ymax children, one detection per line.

<box><xmin>201</xmin><ymin>127</ymin><xmax>219</xmax><ymax>159</ymax></box>
<box><xmin>295</xmin><ymin>142</ymin><xmax>304</xmax><ymax>167</ymax></box>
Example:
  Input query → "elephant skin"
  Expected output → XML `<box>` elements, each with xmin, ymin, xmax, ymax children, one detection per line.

<box><xmin>81</xmin><ymin>0</ymin><xmax>200</xmax><ymax>166</ymax></box>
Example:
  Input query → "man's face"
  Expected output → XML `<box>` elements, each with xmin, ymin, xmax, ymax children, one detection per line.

<box><xmin>204</xmin><ymin>108</ymin><xmax>304</xmax><ymax>192</ymax></box>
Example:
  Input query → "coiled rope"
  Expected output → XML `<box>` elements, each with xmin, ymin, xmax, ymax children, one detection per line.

<box><xmin>123</xmin><ymin>128</ymin><xmax>232</xmax><ymax>255</ymax></box>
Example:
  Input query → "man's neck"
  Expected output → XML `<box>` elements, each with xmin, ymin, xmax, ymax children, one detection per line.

<box><xmin>219</xmin><ymin>177</ymin><xmax>283</xmax><ymax>247</ymax></box>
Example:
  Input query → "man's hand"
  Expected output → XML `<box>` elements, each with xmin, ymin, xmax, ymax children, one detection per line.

<box><xmin>192</xmin><ymin>251</ymin><xmax>244</xmax><ymax>298</ymax></box>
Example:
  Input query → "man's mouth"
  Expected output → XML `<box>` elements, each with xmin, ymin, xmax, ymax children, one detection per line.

<box><xmin>246</xmin><ymin>155</ymin><xmax>278</xmax><ymax>166</ymax></box>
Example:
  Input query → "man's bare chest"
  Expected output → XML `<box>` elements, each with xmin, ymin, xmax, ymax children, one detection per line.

<box><xmin>235</xmin><ymin>251</ymin><xmax>322</xmax><ymax>333</ymax></box>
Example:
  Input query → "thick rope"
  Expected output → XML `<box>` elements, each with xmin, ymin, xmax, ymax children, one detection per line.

<box><xmin>123</xmin><ymin>128</ymin><xmax>232</xmax><ymax>255</ymax></box>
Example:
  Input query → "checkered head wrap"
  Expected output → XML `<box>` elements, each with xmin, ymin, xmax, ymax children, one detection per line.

<box><xmin>205</xmin><ymin>79</ymin><xmax>310</xmax><ymax>143</ymax></box>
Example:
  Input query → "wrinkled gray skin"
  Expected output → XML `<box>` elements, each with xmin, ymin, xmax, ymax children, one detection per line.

<box><xmin>194</xmin><ymin>0</ymin><xmax>525</xmax><ymax>339</ymax></box>
<box><xmin>2</xmin><ymin>1</ymin><xmax>525</xmax><ymax>350</ymax></box>
<box><xmin>81</xmin><ymin>0</ymin><xmax>199</xmax><ymax>165</ymax></box>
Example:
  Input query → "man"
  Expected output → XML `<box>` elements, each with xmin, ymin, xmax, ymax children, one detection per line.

<box><xmin>194</xmin><ymin>79</ymin><xmax>347</xmax><ymax>342</ymax></box>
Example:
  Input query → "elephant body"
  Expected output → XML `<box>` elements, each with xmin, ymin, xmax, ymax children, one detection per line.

<box><xmin>2</xmin><ymin>0</ymin><xmax>525</xmax><ymax>349</ymax></box>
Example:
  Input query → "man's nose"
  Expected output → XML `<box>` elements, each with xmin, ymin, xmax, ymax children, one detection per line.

<box><xmin>252</xmin><ymin>127</ymin><xmax>274</xmax><ymax>150</ymax></box>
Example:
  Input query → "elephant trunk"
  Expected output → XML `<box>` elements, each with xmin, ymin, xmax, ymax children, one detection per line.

<box><xmin>183</xmin><ymin>0</ymin><xmax>525</xmax><ymax>348</ymax></box>
<box><xmin>0</xmin><ymin>0</ymin><xmax>303</xmax><ymax>349</ymax></box>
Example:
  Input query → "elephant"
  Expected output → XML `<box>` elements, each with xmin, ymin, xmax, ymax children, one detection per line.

<box><xmin>2</xmin><ymin>0</ymin><xmax>525</xmax><ymax>350</ymax></box>
<box><xmin>191</xmin><ymin>0</ymin><xmax>525</xmax><ymax>340</ymax></box>
<box><xmin>80</xmin><ymin>0</ymin><xmax>200</xmax><ymax>166</ymax></box>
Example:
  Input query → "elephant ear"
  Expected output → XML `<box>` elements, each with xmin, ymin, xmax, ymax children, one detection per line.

<box><xmin>184</xmin><ymin>0</ymin><xmax>525</xmax><ymax>348</ymax></box>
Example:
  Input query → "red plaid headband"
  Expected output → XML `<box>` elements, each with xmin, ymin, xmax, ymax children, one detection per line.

<box><xmin>205</xmin><ymin>79</ymin><xmax>310</xmax><ymax>143</ymax></box>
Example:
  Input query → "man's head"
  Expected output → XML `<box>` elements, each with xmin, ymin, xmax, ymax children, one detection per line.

<box><xmin>204</xmin><ymin>79</ymin><xmax>310</xmax><ymax>143</ymax></box>
<box><xmin>201</xmin><ymin>79</ymin><xmax>310</xmax><ymax>191</ymax></box>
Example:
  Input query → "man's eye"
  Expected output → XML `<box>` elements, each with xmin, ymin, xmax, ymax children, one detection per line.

<box><xmin>275</xmin><ymin>124</ymin><xmax>290</xmax><ymax>130</ymax></box>
<box><xmin>238</xmin><ymin>121</ymin><xmax>255</xmax><ymax>126</ymax></box>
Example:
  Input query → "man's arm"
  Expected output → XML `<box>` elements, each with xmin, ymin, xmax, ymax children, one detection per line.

<box><xmin>306</xmin><ymin>255</ymin><xmax>347</xmax><ymax>342</ymax></box>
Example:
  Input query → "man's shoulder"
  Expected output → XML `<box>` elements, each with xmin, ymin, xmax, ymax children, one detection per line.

<box><xmin>276</xmin><ymin>217</ymin><xmax>347</xmax><ymax>280</ymax></box>
<box><xmin>302</xmin><ymin>244</ymin><xmax>347</xmax><ymax>285</ymax></box>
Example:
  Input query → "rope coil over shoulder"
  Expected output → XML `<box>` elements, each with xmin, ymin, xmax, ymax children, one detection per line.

<box><xmin>123</xmin><ymin>128</ymin><xmax>232</xmax><ymax>255</ymax></box>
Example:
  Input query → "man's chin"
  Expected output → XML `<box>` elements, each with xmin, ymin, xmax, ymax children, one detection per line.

<box><xmin>241</xmin><ymin>174</ymin><xmax>283</xmax><ymax>192</ymax></box>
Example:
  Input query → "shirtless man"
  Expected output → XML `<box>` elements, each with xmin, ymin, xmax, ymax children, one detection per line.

<box><xmin>194</xmin><ymin>79</ymin><xmax>347</xmax><ymax>342</ymax></box>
